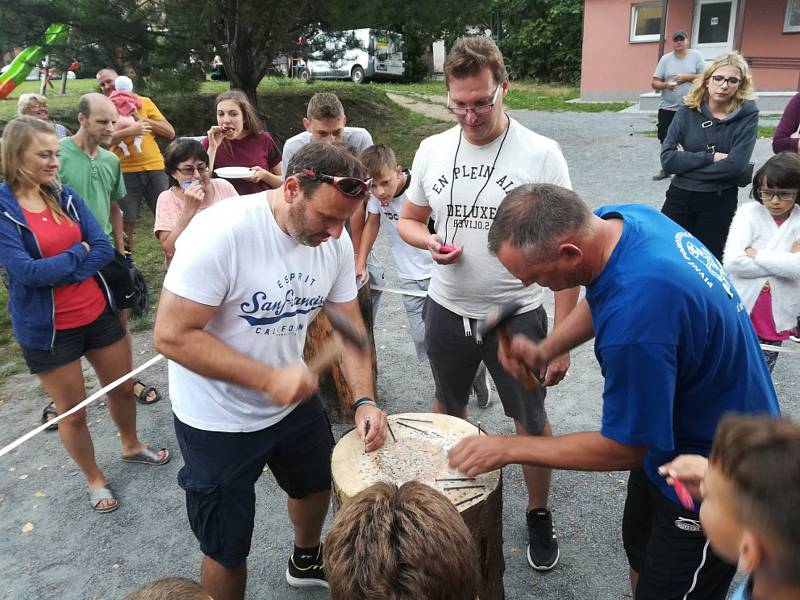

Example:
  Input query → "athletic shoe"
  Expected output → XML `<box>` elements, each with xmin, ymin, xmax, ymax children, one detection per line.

<box><xmin>286</xmin><ymin>545</ymin><xmax>329</xmax><ymax>589</ymax></box>
<box><xmin>652</xmin><ymin>169</ymin><xmax>670</xmax><ymax>181</ymax></box>
<box><xmin>527</xmin><ymin>508</ymin><xmax>560</xmax><ymax>570</ymax></box>
<box><xmin>473</xmin><ymin>366</ymin><xmax>495</xmax><ymax>409</ymax></box>
<box><xmin>789</xmin><ymin>334</ymin><xmax>800</xmax><ymax>344</ymax></box>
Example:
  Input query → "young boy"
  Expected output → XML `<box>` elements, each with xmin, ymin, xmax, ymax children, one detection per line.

<box><xmin>323</xmin><ymin>481</ymin><xmax>480</xmax><ymax>599</ymax></box>
<box><xmin>358</xmin><ymin>144</ymin><xmax>493</xmax><ymax>406</ymax></box>
<box><xmin>659</xmin><ymin>416</ymin><xmax>800</xmax><ymax>600</ymax></box>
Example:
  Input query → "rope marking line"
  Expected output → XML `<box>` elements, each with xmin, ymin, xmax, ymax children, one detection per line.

<box><xmin>0</xmin><ymin>354</ymin><xmax>165</xmax><ymax>458</ymax></box>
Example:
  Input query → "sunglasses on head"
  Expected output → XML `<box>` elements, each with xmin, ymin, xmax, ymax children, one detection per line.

<box><xmin>302</xmin><ymin>168</ymin><xmax>372</xmax><ymax>197</ymax></box>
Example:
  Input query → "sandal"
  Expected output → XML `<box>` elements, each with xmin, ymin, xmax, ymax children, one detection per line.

<box><xmin>122</xmin><ymin>445</ymin><xmax>170</xmax><ymax>466</ymax></box>
<box><xmin>133</xmin><ymin>379</ymin><xmax>161</xmax><ymax>405</ymax></box>
<box><xmin>89</xmin><ymin>485</ymin><xmax>120</xmax><ymax>513</ymax></box>
<box><xmin>41</xmin><ymin>402</ymin><xmax>59</xmax><ymax>431</ymax></box>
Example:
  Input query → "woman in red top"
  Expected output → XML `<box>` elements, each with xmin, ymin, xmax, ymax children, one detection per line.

<box><xmin>0</xmin><ymin>117</ymin><xmax>170</xmax><ymax>513</ymax></box>
<box><xmin>204</xmin><ymin>89</ymin><xmax>283</xmax><ymax>195</ymax></box>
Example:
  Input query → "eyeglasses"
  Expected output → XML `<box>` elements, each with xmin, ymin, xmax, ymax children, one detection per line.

<box><xmin>447</xmin><ymin>83</ymin><xmax>502</xmax><ymax>116</ymax></box>
<box><xmin>755</xmin><ymin>188</ymin><xmax>798</xmax><ymax>202</ymax></box>
<box><xmin>302</xmin><ymin>168</ymin><xmax>372</xmax><ymax>197</ymax></box>
<box><xmin>174</xmin><ymin>164</ymin><xmax>209</xmax><ymax>175</ymax></box>
<box><xmin>709</xmin><ymin>75</ymin><xmax>742</xmax><ymax>87</ymax></box>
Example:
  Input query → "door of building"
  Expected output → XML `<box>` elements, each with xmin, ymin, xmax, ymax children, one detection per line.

<box><xmin>691</xmin><ymin>0</ymin><xmax>738</xmax><ymax>61</ymax></box>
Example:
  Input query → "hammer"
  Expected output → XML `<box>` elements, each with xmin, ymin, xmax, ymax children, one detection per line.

<box><xmin>477</xmin><ymin>302</ymin><xmax>542</xmax><ymax>390</ymax></box>
<box><xmin>307</xmin><ymin>307</ymin><xmax>370</xmax><ymax>374</ymax></box>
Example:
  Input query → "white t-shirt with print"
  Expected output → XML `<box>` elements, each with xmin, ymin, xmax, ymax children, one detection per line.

<box><xmin>367</xmin><ymin>187</ymin><xmax>433</xmax><ymax>281</ymax></box>
<box><xmin>163</xmin><ymin>192</ymin><xmax>358</xmax><ymax>432</ymax></box>
<box><xmin>407</xmin><ymin>117</ymin><xmax>571</xmax><ymax>318</ymax></box>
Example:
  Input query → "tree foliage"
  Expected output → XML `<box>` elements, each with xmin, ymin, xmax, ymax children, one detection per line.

<box><xmin>495</xmin><ymin>0</ymin><xmax>583</xmax><ymax>83</ymax></box>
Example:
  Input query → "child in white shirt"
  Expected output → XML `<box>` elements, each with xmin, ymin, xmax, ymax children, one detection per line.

<box><xmin>723</xmin><ymin>152</ymin><xmax>800</xmax><ymax>372</ymax></box>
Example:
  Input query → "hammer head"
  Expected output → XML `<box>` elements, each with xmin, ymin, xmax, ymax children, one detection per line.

<box><xmin>477</xmin><ymin>301</ymin><xmax>525</xmax><ymax>339</ymax></box>
<box><xmin>323</xmin><ymin>307</ymin><xmax>370</xmax><ymax>350</ymax></box>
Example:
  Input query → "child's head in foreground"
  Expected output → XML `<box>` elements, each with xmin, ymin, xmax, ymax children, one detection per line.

<box><xmin>360</xmin><ymin>144</ymin><xmax>403</xmax><ymax>206</ymax></box>
<box><xmin>122</xmin><ymin>577</ymin><xmax>212</xmax><ymax>600</ymax></box>
<box><xmin>701</xmin><ymin>415</ymin><xmax>800</xmax><ymax>587</ymax></box>
<box><xmin>324</xmin><ymin>480</ymin><xmax>480</xmax><ymax>600</ymax></box>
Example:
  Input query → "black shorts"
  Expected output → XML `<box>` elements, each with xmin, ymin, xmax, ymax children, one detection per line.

<box><xmin>622</xmin><ymin>470</ymin><xmax>736</xmax><ymax>600</ymax></box>
<box><xmin>21</xmin><ymin>306</ymin><xmax>124</xmax><ymax>374</ymax></box>
<box><xmin>174</xmin><ymin>397</ymin><xmax>335</xmax><ymax>569</ymax></box>
<box><xmin>423</xmin><ymin>298</ymin><xmax>548</xmax><ymax>434</ymax></box>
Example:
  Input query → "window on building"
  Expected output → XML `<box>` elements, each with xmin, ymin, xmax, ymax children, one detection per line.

<box><xmin>630</xmin><ymin>2</ymin><xmax>663</xmax><ymax>43</ymax></box>
<box><xmin>785</xmin><ymin>0</ymin><xmax>800</xmax><ymax>32</ymax></box>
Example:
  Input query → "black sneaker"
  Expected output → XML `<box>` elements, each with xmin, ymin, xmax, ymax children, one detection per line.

<box><xmin>652</xmin><ymin>169</ymin><xmax>670</xmax><ymax>181</ymax></box>
<box><xmin>526</xmin><ymin>508</ymin><xmax>560</xmax><ymax>570</ymax></box>
<box><xmin>286</xmin><ymin>545</ymin><xmax>329</xmax><ymax>589</ymax></box>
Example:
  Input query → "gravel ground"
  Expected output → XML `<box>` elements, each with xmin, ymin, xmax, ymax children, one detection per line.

<box><xmin>1</xmin><ymin>109</ymin><xmax>797</xmax><ymax>600</ymax></box>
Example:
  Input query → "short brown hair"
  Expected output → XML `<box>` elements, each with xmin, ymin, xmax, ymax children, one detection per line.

<box><xmin>286</xmin><ymin>141</ymin><xmax>368</xmax><ymax>199</ymax></box>
<box><xmin>488</xmin><ymin>183</ymin><xmax>592</xmax><ymax>259</ymax></box>
<box><xmin>444</xmin><ymin>36</ymin><xmax>508</xmax><ymax>89</ymax></box>
<box><xmin>214</xmin><ymin>90</ymin><xmax>263</xmax><ymax>136</ymax></box>
<box><xmin>306</xmin><ymin>92</ymin><xmax>345</xmax><ymax>120</ymax></box>
<box><xmin>360</xmin><ymin>143</ymin><xmax>397</xmax><ymax>177</ymax></box>
<box><xmin>710</xmin><ymin>415</ymin><xmax>800</xmax><ymax>583</ymax></box>
<box><xmin>122</xmin><ymin>577</ymin><xmax>211</xmax><ymax>600</ymax></box>
<box><xmin>324</xmin><ymin>481</ymin><xmax>480</xmax><ymax>600</ymax></box>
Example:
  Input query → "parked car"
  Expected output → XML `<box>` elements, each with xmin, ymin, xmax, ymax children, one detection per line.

<box><xmin>302</xmin><ymin>29</ymin><xmax>404</xmax><ymax>83</ymax></box>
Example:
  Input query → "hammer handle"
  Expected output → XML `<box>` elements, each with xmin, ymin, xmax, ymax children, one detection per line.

<box><xmin>499</xmin><ymin>327</ymin><xmax>541</xmax><ymax>391</ymax></box>
<box><xmin>307</xmin><ymin>335</ymin><xmax>343</xmax><ymax>374</ymax></box>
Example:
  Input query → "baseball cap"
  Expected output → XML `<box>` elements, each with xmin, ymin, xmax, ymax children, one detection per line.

<box><xmin>672</xmin><ymin>30</ymin><xmax>689</xmax><ymax>40</ymax></box>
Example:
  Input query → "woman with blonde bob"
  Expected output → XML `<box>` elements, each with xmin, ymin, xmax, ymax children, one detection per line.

<box><xmin>660</xmin><ymin>52</ymin><xmax>759</xmax><ymax>260</ymax></box>
<box><xmin>17</xmin><ymin>93</ymin><xmax>71</xmax><ymax>138</ymax></box>
<box><xmin>0</xmin><ymin>117</ymin><xmax>169</xmax><ymax>514</ymax></box>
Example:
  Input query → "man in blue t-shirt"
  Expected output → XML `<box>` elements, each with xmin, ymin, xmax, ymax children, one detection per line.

<box><xmin>449</xmin><ymin>183</ymin><xmax>779</xmax><ymax>600</ymax></box>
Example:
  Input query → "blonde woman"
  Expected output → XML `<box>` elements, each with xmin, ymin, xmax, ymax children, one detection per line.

<box><xmin>660</xmin><ymin>52</ymin><xmax>758</xmax><ymax>260</ymax></box>
<box><xmin>0</xmin><ymin>117</ymin><xmax>169</xmax><ymax>514</ymax></box>
<box><xmin>17</xmin><ymin>93</ymin><xmax>71</xmax><ymax>138</ymax></box>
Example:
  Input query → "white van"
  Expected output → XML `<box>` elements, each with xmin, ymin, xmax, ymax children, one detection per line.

<box><xmin>303</xmin><ymin>29</ymin><xmax>404</xmax><ymax>84</ymax></box>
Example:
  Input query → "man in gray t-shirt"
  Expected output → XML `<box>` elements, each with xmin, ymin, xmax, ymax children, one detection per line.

<box><xmin>651</xmin><ymin>30</ymin><xmax>705</xmax><ymax>180</ymax></box>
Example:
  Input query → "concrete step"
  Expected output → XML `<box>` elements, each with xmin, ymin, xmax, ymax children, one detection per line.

<box><xmin>639</xmin><ymin>90</ymin><xmax>797</xmax><ymax>112</ymax></box>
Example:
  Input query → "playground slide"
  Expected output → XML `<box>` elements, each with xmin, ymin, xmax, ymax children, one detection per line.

<box><xmin>0</xmin><ymin>24</ymin><xmax>68</xmax><ymax>100</ymax></box>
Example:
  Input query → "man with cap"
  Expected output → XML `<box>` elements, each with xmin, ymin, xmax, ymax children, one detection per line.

<box><xmin>651</xmin><ymin>30</ymin><xmax>705</xmax><ymax>180</ymax></box>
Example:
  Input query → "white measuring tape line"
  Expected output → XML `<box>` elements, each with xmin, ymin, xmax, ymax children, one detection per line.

<box><xmin>371</xmin><ymin>284</ymin><xmax>428</xmax><ymax>298</ymax></box>
<box><xmin>372</xmin><ymin>284</ymin><xmax>800</xmax><ymax>357</ymax></box>
<box><xmin>0</xmin><ymin>353</ymin><xmax>165</xmax><ymax>458</ymax></box>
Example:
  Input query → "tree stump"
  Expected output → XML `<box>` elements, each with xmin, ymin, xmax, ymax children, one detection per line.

<box><xmin>331</xmin><ymin>412</ymin><xmax>505</xmax><ymax>599</ymax></box>
<box><xmin>303</xmin><ymin>282</ymin><xmax>378</xmax><ymax>423</ymax></box>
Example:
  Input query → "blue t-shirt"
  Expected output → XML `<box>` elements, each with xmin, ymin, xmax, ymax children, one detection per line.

<box><xmin>588</xmin><ymin>204</ymin><xmax>779</xmax><ymax>507</ymax></box>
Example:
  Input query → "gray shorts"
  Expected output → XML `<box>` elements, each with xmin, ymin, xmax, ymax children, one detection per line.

<box><xmin>120</xmin><ymin>170</ymin><xmax>170</xmax><ymax>223</ymax></box>
<box><xmin>398</xmin><ymin>277</ymin><xmax>429</xmax><ymax>362</ymax></box>
<box><xmin>423</xmin><ymin>298</ymin><xmax>549</xmax><ymax>434</ymax></box>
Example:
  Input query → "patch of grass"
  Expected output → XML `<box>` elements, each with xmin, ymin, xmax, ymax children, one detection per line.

<box><xmin>375</xmin><ymin>80</ymin><xmax>633</xmax><ymax>112</ymax></box>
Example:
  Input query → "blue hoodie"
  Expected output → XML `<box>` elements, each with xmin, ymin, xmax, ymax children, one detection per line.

<box><xmin>0</xmin><ymin>182</ymin><xmax>114</xmax><ymax>351</ymax></box>
<box><xmin>661</xmin><ymin>99</ymin><xmax>759</xmax><ymax>193</ymax></box>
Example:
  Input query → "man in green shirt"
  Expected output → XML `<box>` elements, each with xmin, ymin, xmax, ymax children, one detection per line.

<box><xmin>58</xmin><ymin>93</ymin><xmax>126</xmax><ymax>252</ymax></box>
<box><xmin>52</xmin><ymin>93</ymin><xmax>161</xmax><ymax>408</ymax></box>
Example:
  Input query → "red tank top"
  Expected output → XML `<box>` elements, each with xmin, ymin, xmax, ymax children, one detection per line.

<box><xmin>22</xmin><ymin>206</ymin><xmax>106</xmax><ymax>330</ymax></box>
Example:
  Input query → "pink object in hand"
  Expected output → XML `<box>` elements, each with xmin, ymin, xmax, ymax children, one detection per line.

<box><xmin>439</xmin><ymin>245</ymin><xmax>457</xmax><ymax>254</ymax></box>
<box><xmin>672</xmin><ymin>478</ymin><xmax>696</xmax><ymax>511</ymax></box>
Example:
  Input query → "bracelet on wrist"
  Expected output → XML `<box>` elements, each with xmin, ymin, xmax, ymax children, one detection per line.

<box><xmin>351</xmin><ymin>397</ymin><xmax>377</xmax><ymax>411</ymax></box>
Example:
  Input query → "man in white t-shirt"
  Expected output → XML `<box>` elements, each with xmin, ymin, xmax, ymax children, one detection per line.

<box><xmin>282</xmin><ymin>92</ymin><xmax>383</xmax><ymax>308</ymax></box>
<box><xmin>153</xmin><ymin>141</ymin><xmax>387</xmax><ymax>600</ymax></box>
<box><xmin>398</xmin><ymin>36</ymin><xmax>579</xmax><ymax>573</ymax></box>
